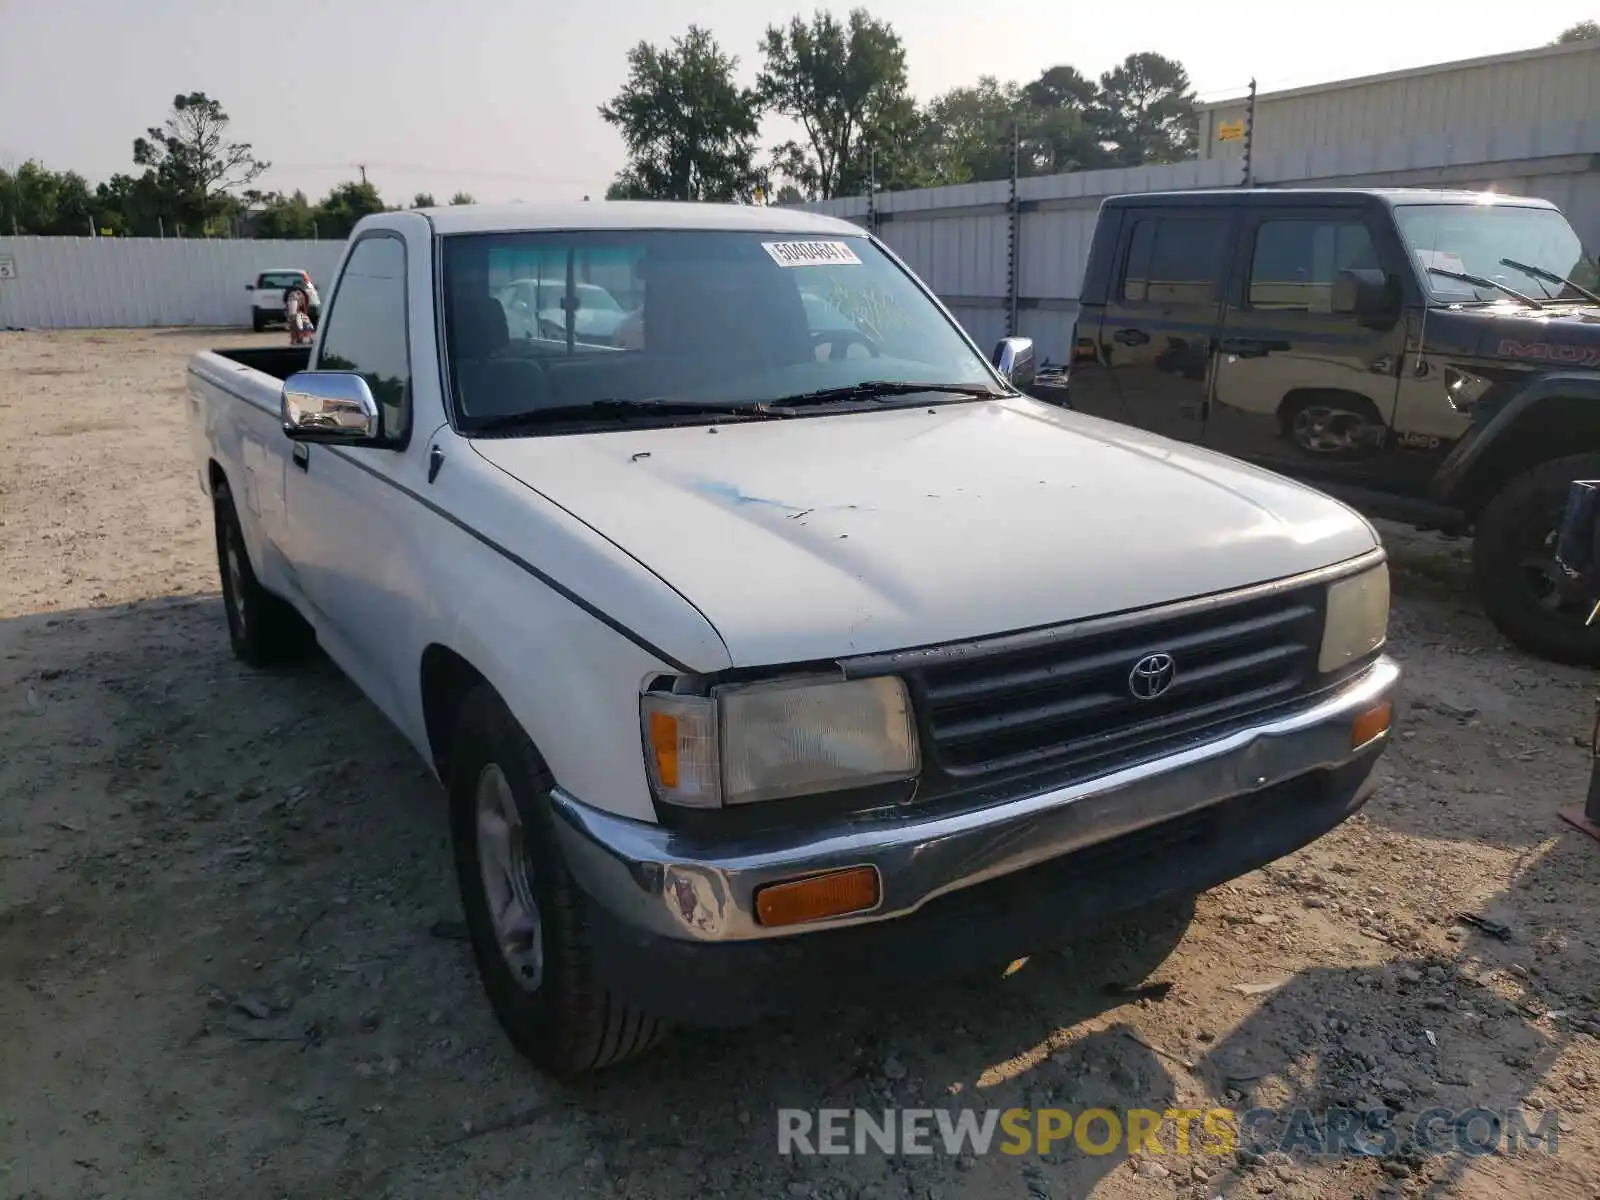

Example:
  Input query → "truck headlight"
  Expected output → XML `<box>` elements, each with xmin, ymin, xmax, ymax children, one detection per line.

<box><xmin>642</xmin><ymin>676</ymin><xmax>920</xmax><ymax>807</ymax></box>
<box><xmin>1319</xmin><ymin>564</ymin><xmax>1389</xmax><ymax>673</ymax></box>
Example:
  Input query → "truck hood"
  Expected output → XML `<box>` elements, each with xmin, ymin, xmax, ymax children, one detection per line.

<box><xmin>1432</xmin><ymin>302</ymin><xmax>1600</xmax><ymax>368</ymax></box>
<box><xmin>471</xmin><ymin>398</ymin><xmax>1378</xmax><ymax>667</ymax></box>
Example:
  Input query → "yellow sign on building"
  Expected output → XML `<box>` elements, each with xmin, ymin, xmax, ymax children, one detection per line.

<box><xmin>1216</xmin><ymin>120</ymin><xmax>1246</xmax><ymax>142</ymax></box>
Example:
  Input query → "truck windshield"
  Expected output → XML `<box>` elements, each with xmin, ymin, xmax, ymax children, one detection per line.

<box><xmin>1394</xmin><ymin>202</ymin><xmax>1600</xmax><ymax>303</ymax></box>
<box><xmin>440</xmin><ymin>229</ymin><xmax>1001</xmax><ymax>428</ymax></box>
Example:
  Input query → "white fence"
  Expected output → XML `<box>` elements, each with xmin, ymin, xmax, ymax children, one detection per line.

<box><xmin>804</xmin><ymin>118</ymin><xmax>1600</xmax><ymax>366</ymax></box>
<box><xmin>0</xmin><ymin>238</ymin><xmax>349</xmax><ymax>330</ymax></box>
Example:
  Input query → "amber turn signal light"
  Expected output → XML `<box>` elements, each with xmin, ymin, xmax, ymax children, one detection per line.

<box><xmin>1350</xmin><ymin>699</ymin><xmax>1393</xmax><ymax>750</ymax></box>
<box><xmin>754</xmin><ymin>866</ymin><xmax>881</xmax><ymax>928</ymax></box>
<box><xmin>647</xmin><ymin>711</ymin><xmax>679</xmax><ymax>788</ymax></box>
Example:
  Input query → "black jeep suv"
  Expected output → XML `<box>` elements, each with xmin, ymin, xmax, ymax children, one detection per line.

<box><xmin>1064</xmin><ymin>187</ymin><xmax>1600</xmax><ymax>663</ymax></box>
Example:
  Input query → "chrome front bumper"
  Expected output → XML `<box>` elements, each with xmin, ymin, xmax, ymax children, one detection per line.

<box><xmin>550</xmin><ymin>656</ymin><xmax>1399</xmax><ymax>945</ymax></box>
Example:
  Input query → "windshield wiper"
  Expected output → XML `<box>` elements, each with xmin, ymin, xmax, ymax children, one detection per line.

<box><xmin>466</xmin><ymin>383</ymin><xmax>1006</xmax><ymax>433</ymax></box>
<box><xmin>1499</xmin><ymin>257</ymin><xmax>1600</xmax><ymax>306</ymax></box>
<box><xmin>1427</xmin><ymin>265</ymin><xmax>1545</xmax><ymax>309</ymax></box>
<box><xmin>765</xmin><ymin>381</ymin><xmax>1008</xmax><ymax>408</ymax></box>
<box><xmin>468</xmin><ymin>398</ymin><xmax>776</xmax><ymax>433</ymax></box>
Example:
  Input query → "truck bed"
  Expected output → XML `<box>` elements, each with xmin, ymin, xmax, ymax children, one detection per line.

<box><xmin>213</xmin><ymin>345</ymin><xmax>311</xmax><ymax>382</ymax></box>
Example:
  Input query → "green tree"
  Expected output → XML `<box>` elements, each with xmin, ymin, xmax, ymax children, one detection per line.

<box><xmin>861</xmin><ymin>102</ymin><xmax>958</xmax><ymax>192</ymax></box>
<box><xmin>449</xmin><ymin>192</ymin><xmax>476</xmax><ymax>205</ymax></box>
<box><xmin>245</xmin><ymin>188</ymin><xmax>317</xmax><ymax>238</ymax></box>
<box><xmin>314</xmin><ymin>180</ymin><xmax>387</xmax><ymax>238</ymax></box>
<box><xmin>1555</xmin><ymin>19</ymin><xmax>1599</xmax><ymax>41</ymax></box>
<box><xmin>0</xmin><ymin>161</ymin><xmax>97</xmax><ymax>235</ymax></box>
<box><xmin>1092</xmin><ymin>53</ymin><xmax>1197</xmax><ymax>166</ymax></box>
<box><xmin>1023</xmin><ymin>64</ymin><xmax>1098</xmax><ymax>112</ymax></box>
<box><xmin>1021</xmin><ymin>65</ymin><xmax>1107</xmax><ymax>173</ymax></box>
<box><xmin>758</xmin><ymin>8</ymin><xmax>912</xmax><ymax>200</ymax></box>
<box><xmin>132</xmin><ymin>92</ymin><xmax>269</xmax><ymax>232</ymax></box>
<box><xmin>923</xmin><ymin>77</ymin><xmax>1023</xmax><ymax>184</ymax></box>
<box><xmin>412</xmin><ymin>192</ymin><xmax>436</xmax><ymax>208</ymax></box>
<box><xmin>92</xmin><ymin>171</ymin><xmax>175</xmax><ymax>236</ymax></box>
<box><xmin>918</xmin><ymin>65</ymin><xmax>1106</xmax><ymax>186</ymax></box>
<box><xmin>599</xmin><ymin>25</ymin><xmax>764</xmax><ymax>201</ymax></box>
<box><xmin>605</xmin><ymin>172</ymin><xmax>652</xmax><ymax>200</ymax></box>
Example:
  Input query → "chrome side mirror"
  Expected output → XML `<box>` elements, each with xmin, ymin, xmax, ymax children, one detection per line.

<box><xmin>282</xmin><ymin>371</ymin><xmax>381</xmax><ymax>442</ymax></box>
<box><xmin>992</xmin><ymin>336</ymin><xmax>1037</xmax><ymax>390</ymax></box>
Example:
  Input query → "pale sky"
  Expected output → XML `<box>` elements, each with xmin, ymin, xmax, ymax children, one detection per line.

<box><xmin>1</xmin><ymin>0</ymin><xmax>1594</xmax><ymax>204</ymax></box>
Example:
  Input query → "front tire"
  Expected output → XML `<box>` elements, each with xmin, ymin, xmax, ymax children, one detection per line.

<box><xmin>251</xmin><ymin>310</ymin><xmax>268</xmax><ymax>332</ymax></box>
<box><xmin>213</xmin><ymin>484</ymin><xmax>315</xmax><ymax>667</ymax></box>
<box><xmin>1473</xmin><ymin>453</ymin><xmax>1600</xmax><ymax>665</ymax></box>
<box><xmin>448</xmin><ymin>685</ymin><xmax>667</xmax><ymax>1076</ymax></box>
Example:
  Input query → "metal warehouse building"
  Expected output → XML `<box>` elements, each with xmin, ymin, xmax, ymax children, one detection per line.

<box><xmin>1198</xmin><ymin>38</ymin><xmax>1600</xmax><ymax>163</ymax></box>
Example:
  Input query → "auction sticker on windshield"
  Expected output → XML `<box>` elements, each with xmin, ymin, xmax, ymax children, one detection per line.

<box><xmin>763</xmin><ymin>241</ymin><xmax>862</xmax><ymax>268</ymax></box>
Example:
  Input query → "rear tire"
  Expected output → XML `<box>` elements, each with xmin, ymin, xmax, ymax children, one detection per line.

<box><xmin>213</xmin><ymin>483</ymin><xmax>315</xmax><ymax>667</ymax></box>
<box><xmin>448</xmin><ymin>685</ymin><xmax>668</xmax><ymax>1076</ymax></box>
<box><xmin>1473</xmin><ymin>453</ymin><xmax>1600</xmax><ymax>665</ymax></box>
<box><xmin>1278</xmin><ymin>392</ymin><xmax>1385</xmax><ymax>462</ymax></box>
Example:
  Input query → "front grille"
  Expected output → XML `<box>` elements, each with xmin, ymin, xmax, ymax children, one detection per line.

<box><xmin>905</xmin><ymin>582</ymin><xmax>1325</xmax><ymax>784</ymax></box>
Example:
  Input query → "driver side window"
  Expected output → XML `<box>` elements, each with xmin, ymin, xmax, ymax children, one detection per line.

<box><xmin>316</xmin><ymin>235</ymin><xmax>411</xmax><ymax>441</ymax></box>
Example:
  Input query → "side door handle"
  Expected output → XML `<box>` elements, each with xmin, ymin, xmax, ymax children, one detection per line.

<box><xmin>291</xmin><ymin>442</ymin><xmax>309</xmax><ymax>472</ymax></box>
<box><xmin>1112</xmin><ymin>328</ymin><xmax>1149</xmax><ymax>347</ymax></box>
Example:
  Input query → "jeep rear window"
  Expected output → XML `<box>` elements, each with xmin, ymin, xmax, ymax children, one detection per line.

<box><xmin>1122</xmin><ymin>217</ymin><xmax>1230</xmax><ymax>305</ymax></box>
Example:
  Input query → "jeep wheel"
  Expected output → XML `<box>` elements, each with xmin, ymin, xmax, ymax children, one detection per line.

<box><xmin>213</xmin><ymin>483</ymin><xmax>316</xmax><ymax>666</ymax></box>
<box><xmin>1279</xmin><ymin>392</ymin><xmax>1385</xmax><ymax>462</ymax></box>
<box><xmin>448</xmin><ymin>685</ymin><xmax>667</xmax><ymax>1076</ymax></box>
<box><xmin>1473</xmin><ymin>453</ymin><xmax>1600</xmax><ymax>665</ymax></box>
<box><xmin>251</xmin><ymin>311</ymin><xmax>267</xmax><ymax>332</ymax></box>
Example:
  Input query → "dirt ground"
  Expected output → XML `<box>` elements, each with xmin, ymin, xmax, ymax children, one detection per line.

<box><xmin>2</xmin><ymin>328</ymin><xmax>1598</xmax><ymax>1200</ymax></box>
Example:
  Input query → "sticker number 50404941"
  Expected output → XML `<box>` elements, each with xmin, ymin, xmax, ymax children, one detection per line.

<box><xmin>762</xmin><ymin>240</ymin><xmax>862</xmax><ymax>267</ymax></box>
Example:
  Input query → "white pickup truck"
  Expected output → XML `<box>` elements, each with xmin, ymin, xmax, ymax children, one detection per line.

<box><xmin>187</xmin><ymin>202</ymin><xmax>1398</xmax><ymax>1077</ymax></box>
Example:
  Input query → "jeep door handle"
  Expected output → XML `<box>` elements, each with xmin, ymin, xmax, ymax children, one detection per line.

<box><xmin>1112</xmin><ymin>328</ymin><xmax>1149</xmax><ymax>347</ymax></box>
<box><xmin>292</xmin><ymin>443</ymin><xmax>309</xmax><ymax>472</ymax></box>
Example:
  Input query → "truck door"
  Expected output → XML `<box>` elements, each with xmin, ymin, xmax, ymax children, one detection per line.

<box><xmin>282</xmin><ymin>231</ymin><xmax>434</xmax><ymax>728</ymax></box>
<box><xmin>1208</xmin><ymin>208</ymin><xmax>1404</xmax><ymax>477</ymax></box>
<box><xmin>1096</xmin><ymin>208</ymin><xmax>1233</xmax><ymax>442</ymax></box>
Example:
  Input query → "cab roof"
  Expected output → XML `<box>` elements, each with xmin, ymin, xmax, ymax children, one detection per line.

<box><xmin>412</xmin><ymin>201</ymin><xmax>866</xmax><ymax>237</ymax></box>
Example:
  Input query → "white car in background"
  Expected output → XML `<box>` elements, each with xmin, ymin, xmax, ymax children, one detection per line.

<box><xmin>247</xmin><ymin>269</ymin><xmax>321</xmax><ymax>332</ymax></box>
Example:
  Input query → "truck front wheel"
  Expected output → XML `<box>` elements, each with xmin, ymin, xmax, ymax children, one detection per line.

<box><xmin>1473</xmin><ymin>453</ymin><xmax>1600</xmax><ymax>665</ymax></box>
<box><xmin>448</xmin><ymin>685</ymin><xmax>667</xmax><ymax>1076</ymax></box>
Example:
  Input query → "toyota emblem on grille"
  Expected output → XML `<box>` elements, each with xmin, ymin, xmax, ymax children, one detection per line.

<box><xmin>1128</xmin><ymin>652</ymin><xmax>1177</xmax><ymax>700</ymax></box>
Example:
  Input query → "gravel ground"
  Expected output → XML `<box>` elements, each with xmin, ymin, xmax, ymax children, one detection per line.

<box><xmin>2</xmin><ymin>328</ymin><xmax>1598</xmax><ymax>1200</ymax></box>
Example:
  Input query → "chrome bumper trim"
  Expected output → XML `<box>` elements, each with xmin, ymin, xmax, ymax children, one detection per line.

<box><xmin>549</xmin><ymin>656</ymin><xmax>1399</xmax><ymax>943</ymax></box>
